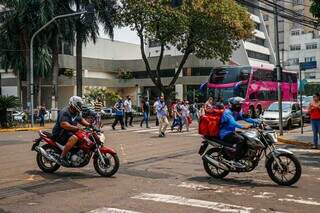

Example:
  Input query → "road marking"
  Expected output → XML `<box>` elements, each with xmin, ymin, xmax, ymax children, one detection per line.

<box><xmin>177</xmin><ymin>182</ymin><xmax>216</xmax><ymax>191</ymax></box>
<box><xmin>287</xmin><ymin>148</ymin><xmax>320</xmax><ymax>153</ymax></box>
<box><xmin>132</xmin><ymin>193</ymin><xmax>253</xmax><ymax>213</ymax></box>
<box><xmin>120</xmin><ymin>144</ymin><xmax>128</xmax><ymax>164</ymax></box>
<box><xmin>278</xmin><ymin>198</ymin><xmax>320</xmax><ymax>206</ymax></box>
<box><xmin>253</xmin><ymin>192</ymin><xmax>276</xmax><ymax>199</ymax></box>
<box><xmin>26</xmin><ymin>175</ymin><xmax>35</xmax><ymax>181</ymax></box>
<box><xmin>89</xmin><ymin>208</ymin><xmax>142</xmax><ymax>213</ymax></box>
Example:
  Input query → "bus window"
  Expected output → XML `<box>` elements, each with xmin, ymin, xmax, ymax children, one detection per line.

<box><xmin>209</xmin><ymin>67</ymin><xmax>251</xmax><ymax>84</ymax></box>
<box><xmin>249</xmin><ymin>92</ymin><xmax>256</xmax><ymax>100</ymax></box>
<box><xmin>256</xmin><ymin>91</ymin><xmax>278</xmax><ymax>100</ymax></box>
<box><xmin>252</xmin><ymin>69</ymin><xmax>274</xmax><ymax>81</ymax></box>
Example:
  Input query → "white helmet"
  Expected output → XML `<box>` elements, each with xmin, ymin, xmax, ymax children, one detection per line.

<box><xmin>69</xmin><ymin>96</ymin><xmax>84</xmax><ymax>113</ymax></box>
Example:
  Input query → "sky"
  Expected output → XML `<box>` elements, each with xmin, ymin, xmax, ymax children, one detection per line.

<box><xmin>99</xmin><ymin>26</ymin><xmax>140</xmax><ymax>45</ymax></box>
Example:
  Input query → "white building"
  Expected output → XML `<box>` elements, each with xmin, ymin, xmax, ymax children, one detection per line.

<box><xmin>286</xmin><ymin>30</ymin><xmax>320</xmax><ymax>82</ymax></box>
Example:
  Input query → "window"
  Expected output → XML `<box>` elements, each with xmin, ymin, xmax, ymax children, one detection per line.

<box><xmin>253</xmin><ymin>69</ymin><xmax>274</xmax><ymax>81</ymax></box>
<box><xmin>305</xmin><ymin>56</ymin><xmax>316</xmax><ymax>62</ymax></box>
<box><xmin>293</xmin><ymin>0</ymin><xmax>304</xmax><ymax>6</ymax></box>
<box><xmin>248</xmin><ymin>37</ymin><xmax>265</xmax><ymax>46</ymax></box>
<box><xmin>249</xmin><ymin>91</ymin><xmax>278</xmax><ymax>101</ymax></box>
<box><xmin>263</xmin><ymin>14</ymin><xmax>269</xmax><ymax>21</ymax></box>
<box><xmin>148</xmin><ymin>39</ymin><xmax>161</xmax><ymax>48</ymax></box>
<box><xmin>306</xmin><ymin>43</ymin><xmax>318</xmax><ymax>50</ymax></box>
<box><xmin>246</xmin><ymin>50</ymin><xmax>270</xmax><ymax>61</ymax></box>
<box><xmin>290</xmin><ymin>44</ymin><xmax>301</xmax><ymax>51</ymax></box>
<box><xmin>288</xmin><ymin>58</ymin><xmax>299</xmax><ymax>65</ymax></box>
<box><xmin>291</xmin><ymin>30</ymin><xmax>300</xmax><ymax>36</ymax></box>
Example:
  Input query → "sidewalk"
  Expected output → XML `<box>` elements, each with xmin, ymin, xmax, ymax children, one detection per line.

<box><xmin>0</xmin><ymin>123</ymin><xmax>53</xmax><ymax>133</ymax></box>
<box><xmin>278</xmin><ymin>125</ymin><xmax>314</xmax><ymax>148</ymax></box>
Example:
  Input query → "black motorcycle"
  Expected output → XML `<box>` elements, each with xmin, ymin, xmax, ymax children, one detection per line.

<box><xmin>199</xmin><ymin>122</ymin><xmax>301</xmax><ymax>186</ymax></box>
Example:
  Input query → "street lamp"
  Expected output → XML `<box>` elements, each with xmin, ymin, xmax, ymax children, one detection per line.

<box><xmin>29</xmin><ymin>8</ymin><xmax>94</xmax><ymax>127</ymax></box>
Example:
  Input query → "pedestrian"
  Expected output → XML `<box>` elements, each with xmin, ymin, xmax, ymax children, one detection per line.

<box><xmin>308</xmin><ymin>93</ymin><xmax>320</xmax><ymax>149</ymax></box>
<box><xmin>124</xmin><ymin>95</ymin><xmax>134</xmax><ymax>127</ymax></box>
<box><xmin>38</xmin><ymin>104</ymin><xmax>46</xmax><ymax>127</ymax></box>
<box><xmin>140</xmin><ymin>97</ymin><xmax>150</xmax><ymax>128</ymax></box>
<box><xmin>189</xmin><ymin>101</ymin><xmax>199</xmax><ymax>121</ymax></box>
<box><xmin>153</xmin><ymin>97</ymin><xmax>160</xmax><ymax>126</ymax></box>
<box><xmin>181</xmin><ymin>100</ymin><xmax>191</xmax><ymax>132</ymax></box>
<box><xmin>157</xmin><ymin>96</ymin><xmax>169</xmax><ymax>137</ymax></box>
<box><xmin>112</xmin><ymin>98</ymin><xmax>125</xmax><ymax>130</ymax></box>
<box><xmin>94</xmin><ymin>97</ymin><xmax>103</xmax><ymax>128</ymax></box>
<box><xmin>204</xmin><ymin>97</ymin><xmax>215</xmax><ymax>114</ymax></box>
<box><xmin>171</xmin><ymin>99</ymin><xmax>182</xmax><ymax>131</ymax></box>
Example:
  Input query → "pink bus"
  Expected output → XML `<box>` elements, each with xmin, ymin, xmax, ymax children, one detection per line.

<box><xmin>207</xmin><ymin>66</ymin><xmax>298</xmax><ymax>114</ymax></box>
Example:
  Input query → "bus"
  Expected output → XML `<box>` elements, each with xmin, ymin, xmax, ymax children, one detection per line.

<box><xmin>207</xmin><ymin>66</ymin><xmax>298</xmax><ymax>114</ymax></box>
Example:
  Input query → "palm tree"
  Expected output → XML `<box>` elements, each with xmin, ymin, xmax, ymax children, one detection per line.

<box><xmin>0</xmin><ymin>0</ymin><xmax>55</xmax><ymax>108</ymax></box>
<box><xmin>0</xmin><ymin>95</ymin><xmax>20</xmax><ymax>127</ymax></box>
<box><xmin>67</xmin><ymin>0</ymin><xmax>118</xmax><ymax>97</ymax></box>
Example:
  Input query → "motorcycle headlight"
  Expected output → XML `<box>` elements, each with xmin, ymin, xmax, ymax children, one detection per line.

<box><xmin>98</xmin><ymin>134</ymin><xmax>106</xmax><ymax>144</ymax></box>
<box><xmin>267</xmin><ymin>132</ymin><xmax>278</xmax><ymax>143</ymax></box>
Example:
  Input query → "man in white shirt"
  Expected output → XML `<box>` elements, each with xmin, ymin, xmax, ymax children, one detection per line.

<box><xmin>124</xmin><ymin>95</ymin><xmax>133</xmax><ymax>127</ymax></box>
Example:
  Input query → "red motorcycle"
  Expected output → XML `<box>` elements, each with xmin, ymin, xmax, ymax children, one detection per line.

<box><xmin>31</xmin><ymin>128</ymin><xmax>119</xmax><ymax>177</ymax></box>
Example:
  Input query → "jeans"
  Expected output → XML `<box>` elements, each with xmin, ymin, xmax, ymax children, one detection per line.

<box><xmin>39</xmin><ymin>114</ymin><xmax>45</xmax><ymax>126</ymax></box>
<box><xmin>171</xmin><ymin>116</ymin><xmax>182</xmax><ymax>130</ymax></box>
<box><xmin>223</xmin><ymin>132</ymin><xmax>246</xmax><ymax>160</ymax></box>
<box><xmin>112</xmin><ymin>115</ymin><xmax>124</xmax><ymax>129</ymax></box>
<box><xmin>311</xmin><ymin>119</ymin><xmax>320</xmax><ymax>146</ymax></box>
<box><xmin>140</xmin><ymin>112</ymin><xmax>149</xmax><ymax>127</ymax></box>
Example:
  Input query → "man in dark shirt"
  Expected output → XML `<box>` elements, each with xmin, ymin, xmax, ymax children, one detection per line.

<box><xmin>52</xmin><ymin>96</ymin><xmax>91</xmax><ymax>165</ymax></box>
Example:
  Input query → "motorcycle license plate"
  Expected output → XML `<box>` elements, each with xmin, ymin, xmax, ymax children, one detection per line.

<box><xmin>198</xmin><ymin>142</ymin><xmax>208</xmax><ymax>155</ymax></box>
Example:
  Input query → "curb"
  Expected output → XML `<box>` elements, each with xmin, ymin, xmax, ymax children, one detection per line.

<box><xmin>0</xmin><ymin>127</ymin><xmax>49</xmax><ymax>133</ymax></box>
<box><xmin>278</xmin><ymin>136</ymin><xmax>312</xmax><ymax>148</ymax></box>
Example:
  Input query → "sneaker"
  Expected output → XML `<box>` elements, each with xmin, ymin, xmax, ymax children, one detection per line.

<box><xmin>161</xmin><ymin>132</ymin><xmax>165</xmax><ymax>137</ymax></box>
<box><xmin>312</xmin><ymin>145</ymin><xmax>318</xmax><ymax>149</ymax></box>
<box><xmin>121</xmin><ymin>127</ymin><xmax>126</xmax><ymax>130</ymax></box>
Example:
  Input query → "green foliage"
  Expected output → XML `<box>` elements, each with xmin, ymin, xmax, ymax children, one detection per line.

<box><xmin>119</xmin><ymin>0</ymin><xmax>254</xmax><ymax>99</ymax></box>
<box><xmin>0</xmin><ymin>95</ymin><xmax>20</xmax><ymax>128</ymax></box>
<box><xmin>311</xmin><ymin>0</ymin><xmax>320</xmax><ymax>19</ymax></box>
<box><xmin>304</xmin><ymin>84</ymin><xmax>320</xmax><ymax>96</ymax></box>
<box><xmin>84</xmin><ymin>87</ymin><xmax>120</xmax><ymax>107</ymax></box>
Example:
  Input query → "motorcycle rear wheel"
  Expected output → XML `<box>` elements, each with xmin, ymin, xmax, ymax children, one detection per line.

<box><xmin>266</xmin><ymin>153</ymin><xmax>301</xmax><ymax>186</ymax></box>
<box><xmin>36</xmin><ymin>144</ymin><xmax>60</xmax><ymax>173</ymax></box>
<box><xmin>203</xmin><ymin>148</ymin><xmax>229</xmax><ymax>179</ymax></box>
<box><xmin>93</xmin><ymin>153</ymin><xmax>120</xmax><ymax>177</ymax></box>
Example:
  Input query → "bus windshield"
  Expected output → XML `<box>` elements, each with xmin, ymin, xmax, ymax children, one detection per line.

<box><xmin>209</xmin><ymin>66</ymin><xmax>251</xmax><ymax>84</ymax></box>
<box><xmin>209</xmin><ymin>84</ymin><xmax>248</xmax><ymax>104</ymax></box>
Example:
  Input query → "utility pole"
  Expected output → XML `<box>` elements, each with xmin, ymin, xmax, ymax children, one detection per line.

<box><xmin>274</xmin><ymin>0</ymin><xmax>283</xmax><ymax>135</ymax></box>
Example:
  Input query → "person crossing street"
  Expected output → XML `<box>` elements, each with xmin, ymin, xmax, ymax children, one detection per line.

<box><xmin>124</xmin><ymin>96</ymin><xmax>134</xmax><ymax>127</ymax></box>
<box><xmin>156</xmin><ymin>96</ymin><xmax>169</xmax><ymax>137</ymax></box>
<box><xmin>112</xmin><ymin>98</ymin><xmax>125</xmax><ymax>130</ymax></box>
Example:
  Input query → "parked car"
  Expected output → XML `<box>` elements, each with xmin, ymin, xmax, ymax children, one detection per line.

<box><xmin>101</xmin><ymin>107</ymin><xmax>116</xmax><ymax>118</ymax></box>
<box><xmin>262</xmin><ymin>102</ymin><xmax>302</xmax><ymax>129</ymax></box>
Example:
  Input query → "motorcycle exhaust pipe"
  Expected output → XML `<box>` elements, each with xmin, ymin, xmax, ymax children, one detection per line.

<box><xmin>35</xmin><ymin>146</ymin><xmax>58</xmax><ymax>163</ymax></box>
<box><xmin>202</xmin><ymin>155</ymin><xmax>229</xmax><ymax>171</ymax></box>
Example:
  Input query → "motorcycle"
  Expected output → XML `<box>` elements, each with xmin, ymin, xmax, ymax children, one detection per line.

<box><xmin>199</xmin><ymin>122</ymin><xmax>302</xmax><ymax>186</ymax></box>
<box><xmin>31</xmin><ymin>128</ymin><xmax>119</xmax><ymax>177</ymax></box>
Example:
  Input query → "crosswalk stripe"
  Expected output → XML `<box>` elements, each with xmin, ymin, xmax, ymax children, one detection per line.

<box><xmin>132</xmin><ymin>193</ymin><xmax>253</xmax><ymax>213</ymax></box>
<box><xmin>88</xmin><ymin>207</ymin><xmax>142</xmax><ymax>213</ymax></box>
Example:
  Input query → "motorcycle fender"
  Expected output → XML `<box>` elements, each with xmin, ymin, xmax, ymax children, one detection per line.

<box><xmin>265</xmin><ymin>148</ymin><xmax>294</xmax><ymax>165</ymax></box>
<box><xmin>97</xmin><ymin>146</ymin><xmax>117</xmax><ymax>155</ymax></box>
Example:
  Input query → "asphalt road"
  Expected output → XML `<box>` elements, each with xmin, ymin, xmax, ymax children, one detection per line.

<box><xmin>0</xmin><ymin>125</ymin><xmax>319</xmax><ymax>213</ymax></box>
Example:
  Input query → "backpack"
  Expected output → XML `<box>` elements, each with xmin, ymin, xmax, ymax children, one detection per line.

<box><xmin>198</xmin><ymin>109</ymin><xmax>224</xmax><ymax>137</ymax></box>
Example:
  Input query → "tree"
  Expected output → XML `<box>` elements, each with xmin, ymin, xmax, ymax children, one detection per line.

<box><xmin>0</xmin><ymin>95</ymin><xmax>20</xmax><ymax>127</ymax></box>
<box><xmin>311</xmin><ymin>0</ymin><xmax>320</xmax><ymax>19</ymax></box>
<box><xmin>84</xmin><ymin>87</ymin><xmax>120</xmax><ymax>107</ymax></box>
<box><xmin>67</xmin><ymin>0</ymin><xmax>118</xmax><ymax>97</ymax></box>
<box><xmin>0</xmin><ymin>0</ymin><xmax>56</xmax><ymax>107</ymax></box>
<box><xmin>120</xmin><ymin>0</ymin><xmax>254</xmax><ymax>100</ymax></box>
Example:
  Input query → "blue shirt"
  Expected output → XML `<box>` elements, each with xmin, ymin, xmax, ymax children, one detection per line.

<box><xmin>156</xmin><ymin>101</ymin><xmax>168</xmax><ymax>118</ymax></box>
<box><xmin>219</xmin><ymin>109</ymin><xmax>257</xmax><ymax>139</ymax></box>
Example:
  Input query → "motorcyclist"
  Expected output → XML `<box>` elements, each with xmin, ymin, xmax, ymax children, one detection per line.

<box><xmin>220</xmin><ymin>97</ymin><xmax>259</xmax><ymax>168</ymax></box>
<box><xmin>52</xmin><ymin>96</ymin><xmax>91</xmax><ymax>166</ymax></box>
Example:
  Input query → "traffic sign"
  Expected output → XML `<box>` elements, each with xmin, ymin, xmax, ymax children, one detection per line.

<box><xmin>300</xmin><ymin>61</ymin><xmax>317</xmax><ymax>70</ymax></box>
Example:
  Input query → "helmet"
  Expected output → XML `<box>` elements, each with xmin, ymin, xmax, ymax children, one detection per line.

<box><xmin>229</xmin><ymin>97</ymin><xmax>245</xmax><ymax>112</ymax></box>
<box><xmin>69</xmin><ymin>96</ymin><xmax>84</xmax><ymax>113</ymax></box>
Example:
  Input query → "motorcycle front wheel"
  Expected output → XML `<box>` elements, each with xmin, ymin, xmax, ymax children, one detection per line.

<box><xmin>203</xmin><ymin>148</ymin><xmax>230</xmax><ymax>178</ymax></box>
<box><xmin>266</xmin><ymin>153</ymin><xmax>301</xmax><ymax>186</ymax></box>
<box><xmin>93</xmin><ymin>152</ymin><xmax>120</xmax><ymax>177</ymax></box>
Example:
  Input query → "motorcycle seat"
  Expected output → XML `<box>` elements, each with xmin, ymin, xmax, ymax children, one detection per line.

<box><xmin>204</xmin><ymin>135</ymin><xmax>235</xmax><ymax>148</ymax></box>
